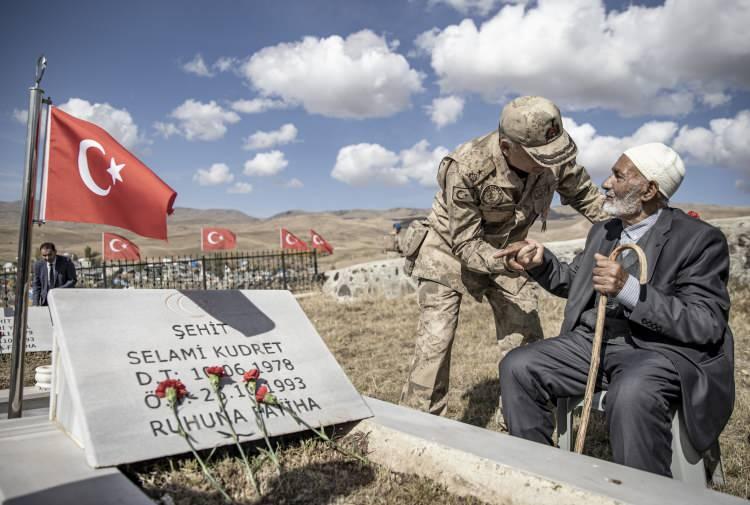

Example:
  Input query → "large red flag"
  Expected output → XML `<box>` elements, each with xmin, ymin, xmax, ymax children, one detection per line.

<box><xmin>102</xmin><ymin>232</ymin><xmax>141</xmax><ymax>261</ymax></box>
<box><xmin>310</xmin><ymin>229</ymin><xmax>333</xmax><ymax>254</ymax></box>
<box><xmin>280</xmin><ymin>228</ymin><xmax>309</xmax><ymax>251</ymax></box>
<box><xmin>201</xmin><ymin>227</ymin><xmax>237</xmax><ymax>251</ymax></box>
<box><xmin>40</xmin><ymin>107</ymin><xmax>177</xmax><ymax>240</ymax></box>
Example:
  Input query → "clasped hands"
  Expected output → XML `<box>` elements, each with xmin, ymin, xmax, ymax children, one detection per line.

<box><xmin>494</xmin><ymin>240</ymin><xmax>629</xmax><ymax>296</ymax></box>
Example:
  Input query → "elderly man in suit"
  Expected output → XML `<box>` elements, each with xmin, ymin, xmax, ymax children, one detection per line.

<box><xmin>32</xmin><ymin>242</ymin><xmax>77</xmax><ymax>306</ymax></box>
<box><xmin>497</xmin><ymin>143</ymin><xmax>734</xmax><ymax>477</ymax></box>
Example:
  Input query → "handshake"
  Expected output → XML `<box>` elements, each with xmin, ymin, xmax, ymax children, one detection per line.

<box><xmin>494</xmin><ymin>239</ymin><xmax>544</xmax><ymax>272</ymax></box>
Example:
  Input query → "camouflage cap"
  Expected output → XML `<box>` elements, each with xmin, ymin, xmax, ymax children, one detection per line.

<box><xmin>499</xmin><ymin>96</ymin><xmax>577</xmax><ymax>168</ymax></box>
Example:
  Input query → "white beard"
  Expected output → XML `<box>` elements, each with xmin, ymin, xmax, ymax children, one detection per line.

<box><xmin>602</xmin><ymin>187</ymin><xmax>643</xmax><ymax>217</ymax></box>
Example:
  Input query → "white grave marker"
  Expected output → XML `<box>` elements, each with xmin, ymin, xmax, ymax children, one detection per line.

<box><xmin>0</xmin><ymin>306</ymin><xmax>54</xmax><ymax>353</ymax></box>
<box><xmin>48</xmin><ymin>289</ymin><xmax>372</xmax><ymax>468</ymax></box>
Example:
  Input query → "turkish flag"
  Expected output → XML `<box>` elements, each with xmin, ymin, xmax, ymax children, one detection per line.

<box><xmin>102</xmin><ymin>232</ymin><xmax>141</xmax><ymax>261</ymax></box>
<box><xmin>40</xmin><ymin>107</ymin><xmax>177</xmax><ymax>240</ymax></box>
<box><xmin>310</xmin><ymin>229</ymin><xmax>333</xmax><ymax>254</ymax></box>
<box><xmin>280</xmin><ymin>228</ymin><xmax>309</xmax><ymax>251</ymax></box>
<box><xmin>202</xmin><ymin>227</ymin><xmax>237</xmax><ymax>251</ymax></box>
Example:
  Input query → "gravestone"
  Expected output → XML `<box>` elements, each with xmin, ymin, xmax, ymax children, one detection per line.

<box><xmin>47</xmin><ymin>289</ymin><xmax>372</xmax><ymax>468</ymax></box>
<box><xmin>0</xmin><ymin>306</ymin><xmax>54</xmax><ymax>353</ymax></box>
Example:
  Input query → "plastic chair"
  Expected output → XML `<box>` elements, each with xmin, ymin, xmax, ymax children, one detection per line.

<box><xmin>556</xmin><ymin>391</ymin><xmax>725</xmax><ymax>488</ymax></box>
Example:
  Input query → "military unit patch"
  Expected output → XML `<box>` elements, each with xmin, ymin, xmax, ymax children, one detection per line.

<box><xmin>480</xmin><ymin>185</ymin><xmax>504</xmax><ymax>206</ymax></box>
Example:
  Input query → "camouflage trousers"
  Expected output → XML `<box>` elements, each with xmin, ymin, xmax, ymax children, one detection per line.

<box><xmin>400</xmin><ymin>278</ymin><xmax>544</xmax><ymax>416</ymax></box>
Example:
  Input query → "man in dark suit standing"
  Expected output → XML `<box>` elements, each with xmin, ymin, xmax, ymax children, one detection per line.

<box><xmin>32</xmin><ymin>242</ymin><xmax>77</xmax><ymax>306</ymax></box>
<box><xmin>497</xmin><ymin>143</ymin><xmax>733</xmax><ymax>477</ymax></box>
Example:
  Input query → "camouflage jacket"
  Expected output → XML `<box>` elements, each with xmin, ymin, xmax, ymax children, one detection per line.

<box><xmin>411</xmin><ymin>130</ymin><xmax>608</xmax><ymax>299</ymax></box>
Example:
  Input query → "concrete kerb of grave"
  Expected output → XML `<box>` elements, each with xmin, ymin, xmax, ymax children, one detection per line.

<box><xmin>0</xmin><ymin>416</ymin><xmax>153</xmax><ymax>505</ymax></box>
<box><xmin>352</xmin><ymin>397</ymin><xmax>746</xmax><ymax>505</ymax></box>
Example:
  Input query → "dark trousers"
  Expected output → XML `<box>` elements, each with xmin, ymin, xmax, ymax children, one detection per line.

<box><xmin>500</xmin><ymin>331</ymin><xmax>681</xmax><ymax>476</ymax></box>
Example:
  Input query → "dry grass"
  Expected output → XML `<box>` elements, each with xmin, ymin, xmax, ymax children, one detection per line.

<box><xmin>298</xmin><ymin>281</ymin><xmax>750</xmax><ymax>500</ymax></box>
<box><xmin>123</xmin><ymin>433</ymin><xmax>489</xmax><ymax>505</ymax></box>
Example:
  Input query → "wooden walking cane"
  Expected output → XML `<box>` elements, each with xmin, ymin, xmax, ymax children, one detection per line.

<box><xmin>574</xmin><ymin>243</ymin><xmax>648</xmax><ymax>454</ymax></box>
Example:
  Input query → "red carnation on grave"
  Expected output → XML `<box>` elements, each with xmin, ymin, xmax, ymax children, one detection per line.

<box><xmin>155</xmin><ymin>379</ymin><xmax>187</xmax><ymax>405</ymax></box>
<box><xmin>255</xmin><ymin>384</ymin><xmax>277</xmax><ymax>404</ymax></box>
<box><xmin>687</xmin><ymin>210</ymin><xmax>701</xmax><ymax>219</ymax></box>
<box><xmin>205</xmin><ymin>366</ymin><xmax>226</xmax><ymax>378</ymax></box>
<box><xmin>243</xmin><ymin>368</ymin><xmax>260</xmax><ymax>382</ymax></box>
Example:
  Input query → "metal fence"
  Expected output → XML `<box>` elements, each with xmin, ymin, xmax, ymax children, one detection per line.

<box><xmin>0</xmin><ymin>250</ymin><xmax>320</xmax><ymax>308</ymax></box>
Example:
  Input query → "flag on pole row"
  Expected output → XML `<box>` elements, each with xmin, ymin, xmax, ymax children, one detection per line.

<box><xmin>280</xmin><ymin>228</ymin><xmax>309</xmax><ymax>251</ymax></box>
<box><xmin>102</xmin><ymin>232</ymin><xmax>141</xmax><ymax>261</ymax></box>
<box><xmin>201</xmin><ymin>227</ymin><xmax>237</xmax><ymax>251</ymax></box>
<box><xmin>40</xmin><ymin>107</ymin><xmax>177</xmax><ymax>240</ymax></box>
<box><xmin>310</xmin><ymin>229</ymin><xmax>333</xmax><ymax>254</ymax></box>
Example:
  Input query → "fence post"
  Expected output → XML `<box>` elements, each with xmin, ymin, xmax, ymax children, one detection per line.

<box><xmin>313</xmin><ymin>249</ymin><xmax>318</xmax><ymax>278</ymax></box>
<box><xmin>101</xmin><ymin>261</ymin><xmax>107</xmax><ymax>288</ymax></box>
<box><xmin>281</xmin><ymin>251</ymin><xmax>288</xmax><ymax>290</ymax></box>
<box><xmin>201</xmin><ymin>256</ymin><xmax>207</xmax><ymax>290</ymax></box>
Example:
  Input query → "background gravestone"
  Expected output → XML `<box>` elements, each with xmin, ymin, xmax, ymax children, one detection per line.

<box><xmin>48</xmin><ymin>289</ymin><xmax>372</xmax><ymax>468</ymax></box>
<box><xmin>0</xmin><ymin>306</ymin><xmax>53</xmax><ymax>354</ymax></box>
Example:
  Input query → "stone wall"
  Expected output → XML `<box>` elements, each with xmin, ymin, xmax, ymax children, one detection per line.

<box><xmin>322</xmin><ymin>216</ymin><xmax>749</xmax><ymax>302</ymax></box>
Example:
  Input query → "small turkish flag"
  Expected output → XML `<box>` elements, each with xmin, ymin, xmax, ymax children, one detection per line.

<box><xmin>280</xmin><ymin>228</ymin><xmax>309</xmax><ymax>251</ymax></box>
<box><xmin>201</xmin><ymin>227</ymin><xmax>237</xmax><ymax>251</ymax></box>
<box><xmin>310</xmin><ymin>229</ymin><xmax>333</xmax><ymax>254</ymax></box>
<box><xmin>40</xmin><ymin>107</ymin><xmax>177</xmax><ymax>240</ymax></box>
<box><xmin>102</xmin><ymin>232</ymin><xmax>141</xmax><ymax>261</ymax></box>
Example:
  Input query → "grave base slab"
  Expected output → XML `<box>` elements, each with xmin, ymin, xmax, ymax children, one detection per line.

<box><xmin>0</xmin><ymin>416</ymin><xmax>152</xmax><ymax>505</ymax></box>
<box><xmin>355</xmin><ymin>397</ymin><xmax>745</xmax><ymax>505</ymax></box>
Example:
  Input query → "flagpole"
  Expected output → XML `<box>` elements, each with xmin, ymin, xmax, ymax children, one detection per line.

<box><xmin>8</xmin><ymin>56</ymin><xmax>47</xmax><ymax>419</ymax></box>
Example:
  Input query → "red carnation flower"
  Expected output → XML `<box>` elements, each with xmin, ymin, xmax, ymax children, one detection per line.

<box><xmin>155</xmin><ymin>379</ymin><xmax>187</xmax><ymax>404</ymax></box>
<box><xmin>243</xmin><ymin>368</ymin><xmax>260</xmax><ymax>382</ymax></box>
<box><xmin>255</xmin><ymin>384</ymin><xmax>269</xmax><ymax>402</ymax></box>
<box><xmin>205</xmin><ymin>366</ymin><xmax>225</xmax><ymax>378</ymax></box>
<box><xmin>687</xmin><ymin>210</ymin><xmax>701</xmax><ymax>219</ymax></box>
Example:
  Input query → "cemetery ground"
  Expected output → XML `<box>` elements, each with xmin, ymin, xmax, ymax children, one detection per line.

<box><xmin>0</xmin><ymin>281</ymin><xmax>747</xmax><ymax>503</ymax></box>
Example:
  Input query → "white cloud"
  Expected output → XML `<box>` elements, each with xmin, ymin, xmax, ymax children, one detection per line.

<box><xmin>427</xmin><ymin>95</ymin><xmax>465</xmax><ymax>128</ymax></box>
<box><xmin>673</xmin><ymin>110</ymin><xmax>750</xmax><ymax>179</ymax></box>
<box><xmin>227</xmin><ymin>182</ymin><xmax>253</xmax><ymax>194</ymax></box>
<box><xmin>399</xmin><ymin>140</ymin><xmax>451</xmax><ymax>186</ymax></box>
<box><xmin>736</xmin><ymin>180</ymin><xmax>750</xmax><ymax>193</ymax></box>
<box><xmin>243</xmin><ymin>150</ymin><xmax>288</xmax><ymax>176</ymax></box>
<box><xmin>242</xmin><ymin>30</ymin><xmax>423</xmax><ymax>118</ymax></box>
<box><xmin>331</xmin><ymin>140</ymin><xmax>448</xmax><ymax>187</ymax></box>
<box><xmin>428</xmin><ymin>0</ymin><xmax>525</xmax><ymax>16</ymax></box>
<box><xmin>243</xmin><ymin>123</ymin><xmax>298</xmax><ymax>150</ymax></box>
<box><xmin>214</xmin><ymin>56</ymin><xmax>239</xmax><ymax>73</ymax></box>
<box><xmin>12</xmin><ymin>109</ymin><xmax>27</xmax><ymax>124</ymax></box>
<box><xmin>59</xmin><ymin>98</ymin><xmax>143</xmax><ymax>149</ymax></box>
<box><xmin>417</xmin><ymin>0</ymin><xmax>750</xmax><ymax>116</ymax></box>
<box><xmin>163</xmin><ymin>99</ymin><xmax>240</xmax><ymax>141</ymax></box>
<box><xmin>182</xmin><ymin>54</ymin><xmax>213</xmax><ymax>77</ymax></box>
<box><xmin>193</xmin><ymin>163</ymin><xmax>234</xmax><ymax>186</ymax></box>
<box><xmin>285</xmin><ymin>178</ymin><xmax>304</xmax><ymax>189</ymax></box>
<box><xmin>153</xmin><ymin>121</ymin><xmax>180</xmax><ymax>139</ymax></box>
<box><xmin>230</xmin><ymin>98</ymin><xmax>289</xmax><ymax>114</ymax></box>
<box><xmin>564</xmin><ymin>116</ymin><xmax>679</xmax><ymax>178</ymax></box>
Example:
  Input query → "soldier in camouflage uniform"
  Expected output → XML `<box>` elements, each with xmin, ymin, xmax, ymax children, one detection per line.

<box><xmin>400</xmin><ymin>96</ymin><xmax>609</xmax><ymax>416</ymax></box>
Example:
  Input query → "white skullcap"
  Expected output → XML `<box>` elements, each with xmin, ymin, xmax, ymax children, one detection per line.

<box><xmin>623</xmin><ymin>143</ymin><xmax>685</xmax><ymax>199</ymax></box>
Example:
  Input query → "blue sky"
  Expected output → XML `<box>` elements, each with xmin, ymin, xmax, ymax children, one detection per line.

<box><xmin>1</xmin><ymin>0</ymin><xmax>749</xmax><ymax>218</ymax></box>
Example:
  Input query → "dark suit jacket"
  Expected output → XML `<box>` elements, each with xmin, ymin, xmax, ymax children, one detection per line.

<box><xmin>32</xmin><ymin>255</ymin><xmax>77</xmax><ymax>306</ymax></box>
<box><xmin>529</xmin><ymin>207</ymin><xmax>734</xmax><ymax>452</ymax></box>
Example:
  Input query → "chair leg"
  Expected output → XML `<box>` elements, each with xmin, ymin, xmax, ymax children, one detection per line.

<box><xmin>670</xmin><ymin>407</ymin><xmax>707</xmax><ymax>488</ymax></box>
<box><xmin>556</xmin><ymin>398</ymin><xmax>572</xmax><ymax>451</ymax></box>
<box><xmin>704</xmin><ymin>442</ymin><xmax>725</xmax><ymax>486</ymax></box>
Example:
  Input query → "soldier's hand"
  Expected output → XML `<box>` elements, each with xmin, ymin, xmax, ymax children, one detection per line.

<box><xmin>495</xmin><ymin>239</ymin><xmax>544</xmax><ymax>271</ymax></box>
<box><xmin>592</xmin><ymin>253</ymin><xmax>628</xmax><ymax>296</ymax></box>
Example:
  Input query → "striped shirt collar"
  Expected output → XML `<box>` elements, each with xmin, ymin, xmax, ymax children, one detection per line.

<box><xmin>621</xmin><ymin>208</ymin><xmax>663</xmax><ymax>243</ymax></box>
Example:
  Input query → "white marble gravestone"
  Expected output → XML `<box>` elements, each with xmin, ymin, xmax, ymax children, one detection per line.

<box><xmin>0</xmin><ymin>306</ymin><xmax>54</xmax><ymax>353</ymax></box>
<box><xmin>47</xmin><ymin>289</ymin><xmax>372</xmax><ymax>468</ymax></box>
